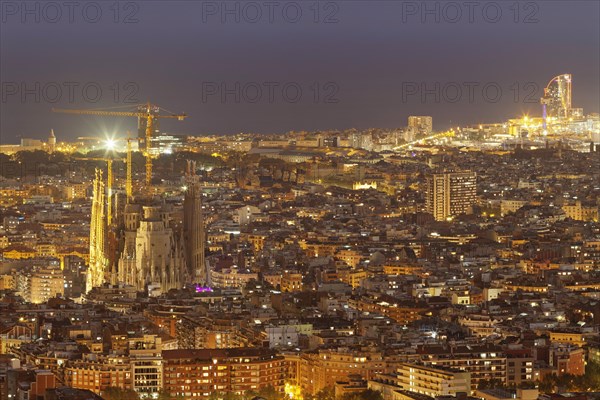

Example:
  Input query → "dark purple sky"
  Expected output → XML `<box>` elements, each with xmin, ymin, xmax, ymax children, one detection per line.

<box><xmin>1</xmin><ymin>0</ymin><xmax>599</xmax><ymax>143</ymax></box>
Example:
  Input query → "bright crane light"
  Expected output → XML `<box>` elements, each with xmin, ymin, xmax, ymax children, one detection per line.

<box><xmin>104</xmin><ymin>138</ymin><xmax>116</xmax><ymax>151</ymax></box>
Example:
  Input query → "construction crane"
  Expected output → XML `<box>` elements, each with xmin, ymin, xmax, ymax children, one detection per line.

<box><xmin>53</xmin><ymin>103</ymin><xmax>187</xmax><ymax>186</ymax></box>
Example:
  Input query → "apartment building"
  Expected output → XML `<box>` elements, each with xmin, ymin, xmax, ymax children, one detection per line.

<box><xmin>369</xmin><ymin>363</ymin><xmax>471</xmax><ymax>398</ymax></box>
<box><xmin>417</xmin><ymin>344</ymin><xmax>506</xmax><ymax>392</ymax></box>
<box><xmin>162</xmin><ymin>348</ymin><xmax>286</xmax><ymax>398</ymax></box>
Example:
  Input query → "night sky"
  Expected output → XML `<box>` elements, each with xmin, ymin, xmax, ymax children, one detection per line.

<box><xmin>1</xmin><ymin>0</ymin><xmax>599</xmax><ymax>143</ymax></box>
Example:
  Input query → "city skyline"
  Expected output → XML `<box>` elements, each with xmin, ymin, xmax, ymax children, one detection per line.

<box><xmin>0</xmin><ymin>70</ymin><xmax>597</xmax><ymax>145</ymax></box>
<box><xmin>1</xmin><ymin>1</ymin><xmax>599</xmax><ymax>142</ymax></box>
<box><xmin>1</xmin><ymin>2</ymin><xmax>600</xmax><ymax>400</ymax></box>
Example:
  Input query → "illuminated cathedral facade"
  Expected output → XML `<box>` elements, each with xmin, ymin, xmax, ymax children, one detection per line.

<box><xmin>87</xmin><ymin>161</ymin><xmax>205</xmax><ymax>293</ymax></box>
<box><xmin>117</xmin><ymin>203</ymin><xmax>187</xmax><ymax>292</ymax></box>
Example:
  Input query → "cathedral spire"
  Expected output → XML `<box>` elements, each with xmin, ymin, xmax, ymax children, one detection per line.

<box><xmin>88</xmin><ymin>168</ymin><xmax>108</xmax><ymax>292</ymax></box>
<box><xmin>183</xmin><ymin>162</ymin><xmax>206</xmax><ymax>284</ymax></box>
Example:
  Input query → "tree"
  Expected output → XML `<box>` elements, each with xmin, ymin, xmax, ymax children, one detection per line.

<box><xmin>13</xmin><ymin>150</ymin><xmax>50</xmax><ymax>165</ymax></box>
<box><xmin>340</xmin><ymin>389</ymin><xmax>384</xmax><ymax>400</ymax></box>
<box><xmin>518</xmin><ymin>381</ymin><xmax>537</xmax><ymax>389</ymax></box>
<box><xmin>101</xmin><ymin>387</ymin><xmax>139</xmax><ymax>400</ymax></box>
<box><xmin>536</xmin><ymin>361</ymin><xmax>600</xmax><ymax>393</ymax></box>
<box><xmin>156</xmin><ymin>389</ymin><xmax>185</xmax><ymax>400</ymax></box>
<box><xmin>307</xmin><ymin>386</ymin><xmax>334</xmax><ymax>400</ymax></box>
<box><xmin>477</xmin><ymin>378</ymin><xmax>504</xmax><ymax>390</ymax></box>
<box><xmin>207</xmin><ymin>392</ymin><xmax>244</xmax><ymax>400</ymax></box>
<box><xmin>245</xmin><ymin>386</ymin><xmax>279</xmax><ymax>400</ymax></box>
<box><xmin>0</xmin><ymin>153</ymin><xmax>11</xmax><ymax>178</ymax></box>
<box><xmin>538</xmin><ymin>376</ymin><xmax>555</xmax><ymax>393</ymax></box>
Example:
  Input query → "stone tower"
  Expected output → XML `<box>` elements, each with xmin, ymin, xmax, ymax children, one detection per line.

<box><xmin>48</xmin><ymin>129</ymin><xmax>56</xmax><ymax>153</ymax></box>
<box><xmin>88</xmin><ymin>169</ymin><xmax>108</xmax><ymax>292</ymax></box>
<box><xmin>183</xmin><ymin>160</ymin><xmax>206</xmax><ymax>284</ymax></box>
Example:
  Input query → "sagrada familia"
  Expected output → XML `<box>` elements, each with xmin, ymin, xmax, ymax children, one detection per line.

<box><xmin>88</xmin><ymin>161</ymin><xmax>205</xmax><ymax>293</ymax></box>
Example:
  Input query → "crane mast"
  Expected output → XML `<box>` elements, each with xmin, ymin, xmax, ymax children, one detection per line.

<box><xmin>126</xmin><ymin>135</ymin><xmax>133</xmax><ymax>201</ymax></box>
<box><xmin>144</xmin><ymin>114</ymin><xmax>154</xmax><ymax>186</ymax></box>
<box><xmin>107</xmin><ymin>159</ymin><xmax>113</xmax><ymax>225</ymax></box>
